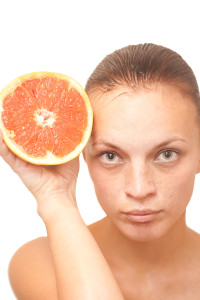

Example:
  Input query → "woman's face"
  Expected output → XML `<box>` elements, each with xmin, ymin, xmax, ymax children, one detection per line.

<box><xmin>84</xmin><ymin>84</ymin><xmax>200</xmax><ymax>241</ymax></box>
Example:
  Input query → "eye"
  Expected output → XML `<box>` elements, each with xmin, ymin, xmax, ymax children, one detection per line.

<box><xmin>156</xmin><ymin>149</ymin><xmax>179</xmax><ymax>162</ymax></box>
<box><xmin>98</xmin><ymin>151</ymin><xmax>122</xmax><ymax>164</ymax></box>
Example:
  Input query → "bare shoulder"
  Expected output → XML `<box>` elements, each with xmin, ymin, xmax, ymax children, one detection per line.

<box><xmin>9</xmin><ymin>236</ymin><xmax>57</xmax><ymax>300</ymax></box>
<box><xmin>189</xmin><ymin>228</ymin><xmax>200</xmax><ymax>255</ymax></box>
<box><xmin>87</xmin><ymin>217</ymin><xmax>107</xmax><ymax>237</ymax></box>
<box><xmin>9</xmin><ymin>220</ymin><xmax>106</xmax><ymax>300</ymax></box>
<box><xmin>87</xmin><ymin>217</ymin><xmax>109</xmax><ymax>250</ymax></box>
<box><xmin>181</xmin><ymin>229</ymin><xmax>200</xmax><ymax>298</ymax></box>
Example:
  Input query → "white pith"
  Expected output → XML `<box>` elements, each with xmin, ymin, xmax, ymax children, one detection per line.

<box><xmin>35</xmin><ymin>108</ymin><xmax>55</xmax><ymax>127</ymax></box>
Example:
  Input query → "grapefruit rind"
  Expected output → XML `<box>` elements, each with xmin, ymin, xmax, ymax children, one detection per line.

<box><xmin>0</xmin><ymin>72</ymin><xmax>93</xmax><ymax>165</ymax></box>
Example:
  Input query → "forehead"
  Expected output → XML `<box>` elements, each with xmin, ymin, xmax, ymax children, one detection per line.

<box><xmin>89</xmin><ymin>85</ymin><xmax>199</xmax><ymax>142</ymax></box>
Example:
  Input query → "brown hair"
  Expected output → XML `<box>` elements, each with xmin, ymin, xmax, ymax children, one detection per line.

<box><xmin>85</xmin><ymin>43</ymin><xmax>200</xmax><ymax>116</ymax></box>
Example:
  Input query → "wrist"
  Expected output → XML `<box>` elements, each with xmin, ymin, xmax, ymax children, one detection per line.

<box><xmin>44</xmin><ymin>205</ymin><xmax>83</xmax><ymax>232</ymax></box>
<box><xmin>37</xmin><ymin>193</ymin><xmax>79</xmax><ymax>224</ymax></box>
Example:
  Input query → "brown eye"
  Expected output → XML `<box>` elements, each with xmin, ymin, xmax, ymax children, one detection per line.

<box><xmin>98</xmin><ymin>151</ymin><xmax>123</xmax><ymax>165</ymax></box>
<box><xmin>156</xmin><ymin>149</ymin><xmax>179</xmax><ymax>163</ymax></box>
<box><xmin>106</xmin><ymin>152</ymin><xmax>116</xmax><ymax>160</ymax></box>
<box><xmin>163</xmin><ymin>150</ymin><xmax>173</xmax><ymax>159</ymax></box>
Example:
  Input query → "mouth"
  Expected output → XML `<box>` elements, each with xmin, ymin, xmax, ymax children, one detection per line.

<box><xmin>123</xmin><ymin>209</ymin><xmax>162</xmax><ymax>223</ymax></box>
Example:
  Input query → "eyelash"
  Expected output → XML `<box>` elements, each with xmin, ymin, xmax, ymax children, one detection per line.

<box><xmin>97</xmin><ymin>149</ymin><xmax>180</xmax><ymax>164</ymax></box>
<box><xmin>156</xmin><ymin>149</ymin><xmax>180</xmax><ymax>162</ymax></box>
<box><xmin>98</xmin><ymin>151</ymin><xmax>120</xmax><ymax>163</ymax></box>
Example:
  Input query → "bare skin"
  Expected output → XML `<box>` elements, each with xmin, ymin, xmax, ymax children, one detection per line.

<box><xmin>89</xmin><ymin>217</ymin><xmax>200</xmax><ymax>300</ymax></box>
<box><xmin>4</xmin><ymin>84</ymin><xmax>200</xmax><ymax>299</ymax></box>
<box><xmin>8</xmin><ymin>219</ymin><xmax>200</xmax><ymax>300</ymax></box>
<box><xmin>85</xmin><ymin>84</ymin><xmax>200</xmax><ymax>299</ymax></box>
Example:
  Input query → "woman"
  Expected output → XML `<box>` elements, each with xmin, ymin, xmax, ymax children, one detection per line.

<box><xmin>1</xmin><ymin>43</ymin><xmax>200</xmax><ymax>299</ymax></box>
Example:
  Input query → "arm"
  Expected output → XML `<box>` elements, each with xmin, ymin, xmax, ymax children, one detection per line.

<box><xmin>45</xmin><ymin>204</ymin><xmax>123</xmax><ymax>300</ymax></box>
<box><xmin>0</xmin><ymin>131</ymin><xmax>124</xmax><ymax>300</ymax></box>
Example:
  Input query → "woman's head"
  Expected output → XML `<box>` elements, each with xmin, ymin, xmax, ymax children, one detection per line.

<box><xmin>85</xmin><ymin>43</ymin><xmax>200</xmax><ymax>118</ymax></box>
<box><xmin>83</xmin><ymin>44</ymin><xmax>200</xmax><ymax>242</ymax></box>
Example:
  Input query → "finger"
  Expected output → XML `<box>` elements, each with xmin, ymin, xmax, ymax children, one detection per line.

<box><xmin>52</xmin><ymin>156</ymin><xmax>80</xmax><ymax>179</ymax></box>
<box><xmin>0</xmin><ymin>130</ymin><xmax>16</xmax><ymax>164</ymax></box>
<box><xmin>0</xmin><ymin>129</ymin><xmax>29</xmax><ymax>173</ymax></box>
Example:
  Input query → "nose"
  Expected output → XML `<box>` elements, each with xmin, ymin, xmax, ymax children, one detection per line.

<box><xmin>124</xmin><ymin>161</ymin><xmax>156</xmax><ymax>200</ymax></box>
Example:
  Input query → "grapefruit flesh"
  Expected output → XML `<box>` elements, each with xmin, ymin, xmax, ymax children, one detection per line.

<box><xmin>0</xmin><ymin>72</ymin><xmax>93</xmax><ymax>165</ymax></box>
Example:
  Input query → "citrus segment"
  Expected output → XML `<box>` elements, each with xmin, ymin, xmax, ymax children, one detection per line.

<box><xmin>0</xmin><ymin>72</ymin><xmax>93</xmax><ymax>164</ymax></box>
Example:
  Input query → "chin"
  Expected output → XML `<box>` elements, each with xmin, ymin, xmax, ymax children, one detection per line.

<box><xmin>117</xmin><ymin>219</ymin><xmax>171</xmax><ymax>242</ymax></box>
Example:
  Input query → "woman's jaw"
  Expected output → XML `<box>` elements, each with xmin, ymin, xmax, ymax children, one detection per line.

<box><xmin>84</xmin><ymin>84</ymin><xmax>200</xmax><ymax>242</ymax></box>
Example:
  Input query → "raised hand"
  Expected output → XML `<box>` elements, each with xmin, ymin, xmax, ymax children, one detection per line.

<box><xmin>0</xmin><ymin>129</ymin><xmax>79</xmax><ymax>220</ymax></box>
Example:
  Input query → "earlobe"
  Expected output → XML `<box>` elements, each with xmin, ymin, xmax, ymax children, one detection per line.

<box><xmin>82</xmin><ymin>149</ymin><xmax>86</xmax><ymax>162</ymax></box>
<box><xmin>197</xmin><ymin>160</ymin><xmax>200</xmax><ymax>174</ymax></box>
<box><xmin>82</xmin><ymin>141</ymin><xmax>90</xmax><ymax>162</ymax></box>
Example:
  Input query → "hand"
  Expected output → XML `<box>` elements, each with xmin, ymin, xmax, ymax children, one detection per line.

<box><xmin>0</xmin><ymin>129</ymin><xmax>79</xmax><ymax>220</ymax></box>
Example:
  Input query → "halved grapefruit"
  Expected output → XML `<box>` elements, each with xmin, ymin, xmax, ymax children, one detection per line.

<box><xmin>0</xmin><ymin>72</ymin><xmax>93</xmax><ymax>165</ymax></box>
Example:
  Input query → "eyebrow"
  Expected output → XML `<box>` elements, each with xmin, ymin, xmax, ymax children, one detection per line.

<box><xmin>92</xmin><ymin>136</ymin><xmax>187</xmax><ymax>150</ymax></box>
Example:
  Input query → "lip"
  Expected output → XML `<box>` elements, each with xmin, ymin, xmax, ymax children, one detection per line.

<box><xmin>123</xmin><ymin>209</ymin><xmax>161</xmax><ymax>223</ymax></box>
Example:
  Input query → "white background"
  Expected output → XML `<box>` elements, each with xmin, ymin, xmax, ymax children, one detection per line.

<box><xmin>0</xmin><ymin>0</ymin><xmax>200</xmax><ymax>298</ymax></box>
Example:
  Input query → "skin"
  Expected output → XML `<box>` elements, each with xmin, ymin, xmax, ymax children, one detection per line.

<box><xmin>83</xmin><ymin>84</ymin><xmax>200</xmax><ymax>298</ymax></box>
<box><xmin>2</xmin><ymin>83</ymin><xmax>200</xmax><ymax>299</ymax></box>
<box><xmin>84</xmin><ymin>84</ymin><xmax>200</xmax><ymax>242</ymax></box>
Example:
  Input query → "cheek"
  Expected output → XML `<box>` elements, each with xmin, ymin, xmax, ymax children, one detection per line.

<box><xmin>88</xmin><ymin>166</ymin><xmax>123</xmax><ymax>213</ymax></box>
<box><xmin>160</xmin><ymin>163</ymin><xmax>196</xmax><ymax>213</ymax></box>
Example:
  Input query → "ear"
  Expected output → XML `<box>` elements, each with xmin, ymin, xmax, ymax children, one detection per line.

<box><xmin>197</xmin><ymin>129</ymin><xmax>200</xmax><ymax>174</ymax></box>
<box><xmin>196</xmin><ymin>133</ymin><xmax>200</xmax><ymax>174</ymax></box>
<box><xmin>82</xmin><ymin>138</ymin><xmax>91</xmax><ymax>163</ymax></box>
<box><xmin>196</xmin><ymin>158</ymin><xmax>200</xmax><ymax>174</ymax></box>
<box><xmin>82</xmin><ymin>148</ymin><xmax>87</xmax><ymax>162</ymax></box>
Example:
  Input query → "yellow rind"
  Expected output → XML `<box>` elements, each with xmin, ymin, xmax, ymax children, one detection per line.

<box><xmin>0</xmin><ymin>72</ymin><xmax>93</xmax><ymax>165</ymax></box>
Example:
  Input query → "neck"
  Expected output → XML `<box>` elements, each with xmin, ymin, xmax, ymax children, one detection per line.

<box><xmin>103</xmin><ymin>212</ymin><xmax>192</xmax><ymax>271</ymax></box>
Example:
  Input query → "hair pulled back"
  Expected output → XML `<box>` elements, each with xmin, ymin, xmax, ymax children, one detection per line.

<box><xmin>85</xmin><ymin>43</ymin><xmax>200</xmax><ymax>116</ymax></box>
